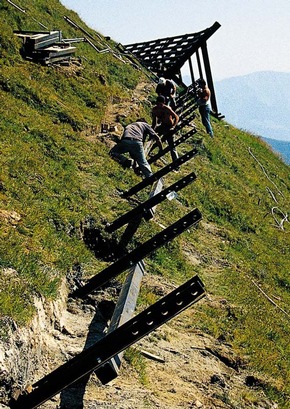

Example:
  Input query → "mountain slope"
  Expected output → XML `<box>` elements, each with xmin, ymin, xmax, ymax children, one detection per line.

<box><xmin>215</xmin><ymin>71</ymin><xmax>290</xmax><ymax>141</ymax></box>
<box><xmin>263</xmin><ymin>136</ymin><xmax>290</xmax><ymax>164</ymax></box>
<box><xmin>0</xmin><ymin>1</ymin><xmax>290</xmax><ymax>408</ymax></box>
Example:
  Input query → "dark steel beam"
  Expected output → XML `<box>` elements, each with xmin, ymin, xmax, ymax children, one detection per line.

<box><xmin>118</xmin><ymin>178</ymin><xmax>164</xmax><ymax>247</ymax></box>
<box><xmin>201</xmin><ymin>43</ymin><xmax>218</xmax><ymax>115</ymax></box>
<box><xmin>118</xmin><ymin>214</ymin><xmax>143</xmax><ymax>249</ymax></box>
<box><xmin>106</xmin><ymin>172</ymin><xmax>197</xmax><ymax>233</ymax></box>
<box><xmin>113</xmin><ymin>180</ymin><xmax>164</xmax><ymax>248</ymax></box>
<box><xmin>122</xmin><ymin>22</ymin><xmax>221</xmax><ymax>78</ymax></box>
<box><xmin>72</xmin><ymin>208</ymin><xmax>202</xmax><ymax>298</ymax></box>
<box><xmin>148</xmin><ymin>128</ymin><xmax>197</xmax><ymax>164</ymax></box>
<box><xmin>64</xmin><ymin>15</ymin><xmax>95</xmax><ymax>41</ymax></box>
<box><xmin>103</xmin><ymin>180</ymin><xmax>164</xmax><ymax>381</ymax></box>
<box><xmin>11</xmin><ymin>275</ymin><xmax>205</xmax><ymax>409</ymax></box>
<box><xmin>122</xmin><ymin>147</ymin><xmax>198</xmax><ymax>198</ymax></box>
<box><xmin>196</xmin><ymin>48</ymin><xmax>203</xmax><ymax>79</ymax></box>
<box><xmin>176</xmin><ymin>95</ymin><xmax>197</xmax><ymax>113</ymax></box>
<box><xmin>188</xmin><ymin>56</ymin><xmax>195</xmax><ymax>84</ymax></box>
<box><xmin>97</xmin><ymin>176</ymin><xmax>164</xmax><ymax>383</ymax></box>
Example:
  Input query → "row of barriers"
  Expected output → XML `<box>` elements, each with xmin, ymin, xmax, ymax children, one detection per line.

<box><xmin>9</xmin><ymin>1</ymin><xmax>211</xmax><ymax>402</ymax></box>
<box><xmin>10</xmin><ymin>42</ymin><xmax>208</xmax><ymax>409</ymax></box>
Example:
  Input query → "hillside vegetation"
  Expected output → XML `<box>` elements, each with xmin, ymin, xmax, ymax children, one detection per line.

<box><xmin>0</xmin><ymin>1</ymin><xmax>290</xmax><ymax>408</ymax></box>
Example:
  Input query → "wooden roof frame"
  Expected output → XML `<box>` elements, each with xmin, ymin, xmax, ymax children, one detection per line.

<box><xmin>121</xmin><ymin>22</ymin><xmax>223</xmax><ymax>118</ymax></box>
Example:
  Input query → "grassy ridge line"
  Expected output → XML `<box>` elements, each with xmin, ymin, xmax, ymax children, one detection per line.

<box><xmin>0</xmin><ymin>0</ymin><xmax>290</xmax><ymax>406</ymax></box>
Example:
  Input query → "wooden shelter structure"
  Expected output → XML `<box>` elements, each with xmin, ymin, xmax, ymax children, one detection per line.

<box><xmin>120</xmin><ymin>21</ymin><xmax>222</xmax><ymax>118</ymax></box>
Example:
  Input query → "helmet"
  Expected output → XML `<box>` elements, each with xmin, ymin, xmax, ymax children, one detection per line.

<box><xmin>158</xmin><ymin>77</ymin><xmax>166</xmax><ymax>85</ymax></box>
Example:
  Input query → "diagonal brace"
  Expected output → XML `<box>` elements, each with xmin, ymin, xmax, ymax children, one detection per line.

<box><xmin>122</xmin><ymin>147</ymin><xmax>198</xmax><ymax>198</ymax></box>
<box><xmin>106</xmin><ymin>171</ymin><xmax>197</xmax><ymax>233</ymax></box>
<box><xmin>73</xmin><ymin>208</ymin><xmax>202</xmax><ymax>298</ymax></box>
<box><xmin>11</xmin><ymin>275</ymin><xmax>205</xmax><ymax>409</ymax></box>
<box><xmin>148</xmin><ymin>128</ymin><xmax>197</xmax><ymax>164</ymax></box>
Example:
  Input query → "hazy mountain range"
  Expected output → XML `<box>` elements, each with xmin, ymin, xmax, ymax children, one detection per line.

<box><xmin>214</xmin><ymin>71</ymin><xmax>290</xmax><ymax>164</ymax></box>
<box><xmin>262</xmin><ymin>137</ymin><xmax>290</xmax><ymax>164</ymax></box>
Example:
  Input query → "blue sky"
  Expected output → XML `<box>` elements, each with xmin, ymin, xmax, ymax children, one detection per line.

<box><xmin>60</xmin><ymin>0</ymin><xmax>290</xmax><ymax>81</ymax></box>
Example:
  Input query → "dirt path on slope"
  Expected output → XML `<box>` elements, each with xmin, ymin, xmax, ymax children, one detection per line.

<box><xmin>32</xmin><ymin>274</ymin><xmax>277</xmax><ymax>409</ymax></box>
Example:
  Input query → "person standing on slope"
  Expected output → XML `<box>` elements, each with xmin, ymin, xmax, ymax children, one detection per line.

<box><xmin>196</xmin><ymin>79</ymin><xmax>214</xmax><ymax>137</ymax></box>
<box><xmin>156</xmin><ymin>77</ymin><xmax>177</xmax><ymax>110</ymax></box>
<box><xmin>151</xmin><ymin>96</ymin><xmax>179</xmax><ymax>163</ymax></box>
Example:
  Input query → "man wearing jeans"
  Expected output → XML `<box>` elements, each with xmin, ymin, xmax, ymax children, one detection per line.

<box><xmin>109</xmin><ymin>119</ymin><xmax>162</xmax><ymax>178</ymax></box>
<box><xmin>151</xmin><ymin>96</ymin><xmax>179</xmax><ymax>163</ymax></box>
<box><xmin>197</xmin><ymin>79</ymin><xmax>214</xmax><ymax>137</ymax></box>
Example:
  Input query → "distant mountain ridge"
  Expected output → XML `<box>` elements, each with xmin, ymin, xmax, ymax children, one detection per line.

<box><xmin>215</xmin><ymin>71</ymin><xmax>290</xmax><ymax>140</ymax></box>
<box><xmin>262</xmin><ymin>137</ymin><xmax>290</xmax><ymax>164</ymax></box>
<box><xmin>214</xmin><ymin>71</ymin><xmax>290</xmax><ymax>164</ymax></box>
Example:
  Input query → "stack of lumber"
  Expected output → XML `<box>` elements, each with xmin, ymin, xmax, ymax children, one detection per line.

<box><xmin>14</xmin><ymin>30</ymin><xmax>76</xmax><ymax>64</ymax></box>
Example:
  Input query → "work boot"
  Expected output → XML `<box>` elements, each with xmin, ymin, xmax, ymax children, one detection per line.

<box><xmin>123</xmin><ymin>158</ymin><xmax>134</xmax><ymax>169</ymax></box>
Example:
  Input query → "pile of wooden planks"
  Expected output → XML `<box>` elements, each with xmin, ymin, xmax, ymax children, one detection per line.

<box><xmin>14</xmin><ymin>30</ymin><xmax>77</xmax><ymax>65</ymax></box>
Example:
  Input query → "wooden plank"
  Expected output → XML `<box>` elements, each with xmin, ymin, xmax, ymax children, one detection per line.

<box><xmin>38</xmin><ymin>45</ymin><xmax>76</xmax><ymax>57</ymax></box>
<box><xmin>26</xmin><ymin>31</ymin><xmax>61</xmax><ymax>50</ymax></box>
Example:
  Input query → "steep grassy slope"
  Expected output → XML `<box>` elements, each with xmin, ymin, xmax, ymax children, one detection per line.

<box><xmin>0</xmin><ymin>0</ymin><xmax>144</xmax><ymax>320</ymax></box>
<box><xmin>0</xmin><ymin>1</ymin><xmax>290</xmax><ymax>407</ymax></box>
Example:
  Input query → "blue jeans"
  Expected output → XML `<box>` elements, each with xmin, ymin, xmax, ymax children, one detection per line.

<box><xmin>155</xmin><ymin>125</ymin><xmax>178</xmax><ymax>162</ymax></box>
<box><xmin>110</xmin><ymin>139</ymin><xmax>153</xmax><ymax>178</ymax></box>
<box><xmin>199</xmin><ymin>105</ymin><xmax>213</xmax><ymax>136</ymax></box>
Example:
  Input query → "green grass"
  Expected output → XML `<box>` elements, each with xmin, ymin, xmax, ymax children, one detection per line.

<box><xmin>124</xmin><ymin>348</ymin><xmax>148</xmax><ymax>385</ymax></box>
<box><xmin>0</xmin><ymin>1</ymin><xmax>290</xmax><ymax>406</ymax></box>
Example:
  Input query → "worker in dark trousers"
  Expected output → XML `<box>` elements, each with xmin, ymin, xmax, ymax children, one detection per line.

<box><xmin>109</xmin><ymin>119</ymin><xmax>162</xmax><ymax>178</ymax></box>
<box><xmin>156</xmin><ymin>77</ymin><xmax>177</xmax><ymax>110</ymax></box>
<box><xmin>151</xmin><ymin>96</ymin><xmax>179</xmax><ymax>163</ymax></box>
<box><xmin>196</xmin><ymin>79</ymin><xmax>214</xmax><ymax>137</ymax></box>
